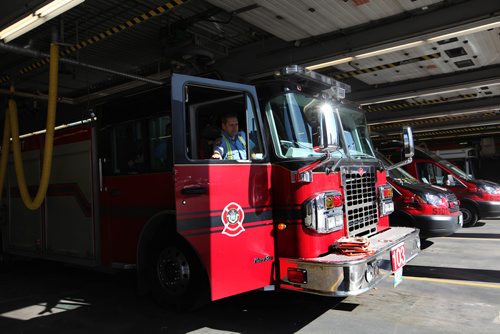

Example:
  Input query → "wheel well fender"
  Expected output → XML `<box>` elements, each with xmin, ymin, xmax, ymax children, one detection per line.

<box><xmin>460</xmin><ymin>199</ymin><xmax>479</xmax><ymax>216</ymax></box>
<box><xmin>136</xmin><ymin>211</ymin><xmax>208</xmax><ymax>295</ymax></box>
<box><xmin>389</xmin><ymin>210</ymin><xmax>416</xmax><ymax>227</ymax></box>
<box><xmin>136</xmin><ymin>211</ymin><xmax>176</xmax><ymax>295</ymax></box>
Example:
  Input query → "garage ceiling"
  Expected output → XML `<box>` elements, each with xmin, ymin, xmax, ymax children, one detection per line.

<box><xmin>1</xmin><ymin>0</ymin><xmax>500</xmax><ymax>144</ymax></box>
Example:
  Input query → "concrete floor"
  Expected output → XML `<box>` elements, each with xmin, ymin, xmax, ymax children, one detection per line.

<box><xmin>1</xmin><ymin>220</ymin><xmax>499</xmax><ymax>334</ymax></box>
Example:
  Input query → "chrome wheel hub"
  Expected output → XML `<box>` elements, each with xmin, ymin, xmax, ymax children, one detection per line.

<box><xmin>157</xmin><ymin>247</ymin><xmax>190</xmax><ymax>296</ymax></box>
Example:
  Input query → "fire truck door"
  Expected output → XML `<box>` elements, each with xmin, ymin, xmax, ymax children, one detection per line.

<box><xmin>171</xmin><ymin>74</ymin><xmax>274</xmax><ymax>301</ymax></box>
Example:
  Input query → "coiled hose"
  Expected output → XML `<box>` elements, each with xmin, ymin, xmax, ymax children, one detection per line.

<box><xmin>0</xmin><ymin>43</ymin><xmax>59</xmax><ymax>210</ymax></box>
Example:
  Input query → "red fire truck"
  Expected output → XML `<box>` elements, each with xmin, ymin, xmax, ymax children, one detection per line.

<box><xmin>1</xmin><ymin>66</ymin><xmax>420</xmax><ymax>309</ymax></box>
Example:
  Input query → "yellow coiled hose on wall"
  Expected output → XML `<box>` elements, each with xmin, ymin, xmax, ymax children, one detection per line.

<box><xmin>0</xmin><ymin>43</ymin><xmax>59</xmax><ymax>210</ymax></box>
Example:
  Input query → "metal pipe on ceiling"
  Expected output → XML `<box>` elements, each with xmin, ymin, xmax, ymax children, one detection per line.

<box><xmin>0</xmin><ymin>88</ymin><xmax>74</xmax><ymax>104</ymax></box>
<box><xmin>0</xmin><ymin>42</ymin><xmax>164</xmax><ymax>85</ymax></box>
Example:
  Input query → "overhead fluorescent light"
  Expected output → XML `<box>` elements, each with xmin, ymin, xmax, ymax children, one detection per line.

<box><xmin>355</xmin><ymin>41</ymin><xmax>425</xmax><ymax>59</ymax></box>
<box><xmin>361</xmin><ymin>82</ymin><xmax>500</xmax><ymax>106</ymax></box>
<box><xmin>306</xmin><ymin>57</ymin><xmax>353</xmax><ymax>70</ymax></box>
<box><xmin>0</xmin><ymin>0</ymin><xmax>85</xmax><ymax>43</ymax></box>
<box><xmin>427</xmin><ymin>20</ymin><xmax>500</xmax><ymax>43</ymax></box>
<box><xmin>418</xmin><ymin>130</ymin><xmax>500</xmax><ymax>141</ymax></box>
<box><xmin>360</xmin><ymin>95</ymin><xmax>418</xmax><ymax>106</ymax></box>
<box><xmin>369</xmin><ymin>108</ymin><xmax>498</xmax><ymax>126</ymax></box>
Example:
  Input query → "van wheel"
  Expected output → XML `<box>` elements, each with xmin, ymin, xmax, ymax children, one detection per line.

<box><xmin>461</xmin><ymin>205</ymin><xmax>478</xmax><ymax>227</ymax></box>
<box><xmin>150</xmin><ymin>240</ymin><xmax>209</xmax><ymax>311</ymax></box>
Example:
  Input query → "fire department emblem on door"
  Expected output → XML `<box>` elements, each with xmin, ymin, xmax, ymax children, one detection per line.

<box><xmin>221</xmin><ymin>202</ymin><xmax>245</xmax><ymax>237</ymax></box>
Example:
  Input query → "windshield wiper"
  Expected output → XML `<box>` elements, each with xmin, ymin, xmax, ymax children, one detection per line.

<box><xmin>350</xmin><ymin>152</ymin><xmax>374</xmax><ymax>159</ymax></box>
<box><xmin>325</xmin><ymin>151</ymin><xmax>346</xmax><ymax>175</ymax></box>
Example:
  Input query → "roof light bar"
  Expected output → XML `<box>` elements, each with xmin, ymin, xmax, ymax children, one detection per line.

<box><xmin>0</xmin><ymin>0</ymin><xmax>85</xmax><ymax>43</ymax></box>
<box><xmin>278</xmin><ymin>65</ymin><xmax>351</xmax><ymax>98</ymax></box>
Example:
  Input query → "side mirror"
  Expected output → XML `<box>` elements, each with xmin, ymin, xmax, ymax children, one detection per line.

<box><xmin>402</xmin><ymin>126</ymin><xmax>414</xmax><ymax>158</ymax></box>
<box><xmin>385</xmin><ymin>126</ymin><xmax>414</xmax><ymax>171</ymax></box>
<box><xmin>309</xmin><ymin>103</ymin><xmax>338</xmax><ymax>151</ymax></box>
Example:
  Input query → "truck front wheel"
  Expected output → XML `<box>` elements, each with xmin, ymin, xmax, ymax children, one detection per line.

<box><xmin>150</xmin><ymin>240</ymin><xmax>210</xmax><ymax>311</ymax></box>
<box><xmin>461</xmin><ymin>204</ymin><xmax>478</xmax><ymax>227</ymax></box>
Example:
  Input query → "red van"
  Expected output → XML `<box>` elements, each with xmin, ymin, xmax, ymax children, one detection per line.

<box><xmin>380</xmin><ymin>144</ymin><xmax>500</xmax><ymax>227</ymax></box>
<box><xmin>377</xmin><ymin>152</ymin><xmax>462</xmax><ymax>237</ymax></box>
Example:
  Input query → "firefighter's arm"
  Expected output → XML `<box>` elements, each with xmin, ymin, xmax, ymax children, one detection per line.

<box><xmin>211</xmin><ymin>138</ymin><xmax>223</xmax><ymax>159</ymax></box>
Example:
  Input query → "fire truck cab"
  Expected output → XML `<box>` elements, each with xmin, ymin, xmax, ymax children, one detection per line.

<box><xmin>2</xmin><ymin>66</ymin><xmax>420</xmax><ymax>310</ymax></box>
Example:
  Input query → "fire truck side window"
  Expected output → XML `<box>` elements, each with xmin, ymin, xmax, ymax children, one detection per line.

<box><xmin>149</xmin><ymin>115</ymin><xmax>173</xmax><ymax>170</ymax></box>
<box><xmin>113</xmin><ymin>122</ymin><xmax>146</xmax><ymax>174</ymax></box>
<box><xmin>100</xmin><ymin>115</ymin><xmax>173</xmax><ymax>176</ymax></box>
<box><xmin>183</xmin><ymin>85</ymin><xmax>264</xmax><ymax>161</ymax></box>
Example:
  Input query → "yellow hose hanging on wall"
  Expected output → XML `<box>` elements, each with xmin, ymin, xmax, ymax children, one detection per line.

<box><xmin>0</xmin><ymin>43</ymin><xmax>59</xmax><ymax>210</ymax></box>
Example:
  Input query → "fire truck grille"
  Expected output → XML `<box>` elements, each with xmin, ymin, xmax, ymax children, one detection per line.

<box><xmin>342</xmin><ymin>166</ymin><xmax>378</xmax><ymax>237</ymax></box>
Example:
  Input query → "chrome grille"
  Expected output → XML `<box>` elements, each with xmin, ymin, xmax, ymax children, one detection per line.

<box><xmin>342</xmin><ymin>166</ymin><xmax>378</xmax><ymax>237</ymax></box>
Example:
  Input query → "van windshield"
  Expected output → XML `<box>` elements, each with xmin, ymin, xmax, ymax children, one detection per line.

<box><xmin>424</xmin><ymin>150</ymin><xmax>473</xmax><ymax>180</ymax></box>
<box><xmin>438</xmin><ymin>159</ymin><xmax>473</xmax><ymax>180</ymax></box>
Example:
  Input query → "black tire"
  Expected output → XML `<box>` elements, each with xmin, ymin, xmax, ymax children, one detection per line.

<box><xmin>150</xmin><ymin>239</ymin><xmax>210</xmax><ymax>311</ymax></box>
<box><xmin>461</xmin><ymin>204</ymin><xmax>478</xmax><ymax>227</ymax></box>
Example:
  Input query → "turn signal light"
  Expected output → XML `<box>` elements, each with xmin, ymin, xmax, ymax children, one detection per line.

<box><xmin>277</xmin><ymin>223</ymin><xmax>287</xmax><ymax>230</ymax></box>
<box><xmin>379</xmin><ymin>185</ymin><xmax>393</xmax><ymax>199</ymax></box>
<box><xmin>326</xmin><ymin>194</ymin><xmax>343</xmax><ymax>208</ymax></box>
<box><xmin>287</xmin><ymin>268</ymin><xmax>307</xmax><ymax>284</ymax></box>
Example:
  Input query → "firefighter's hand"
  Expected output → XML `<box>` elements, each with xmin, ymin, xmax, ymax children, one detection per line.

<box><xmin>211</xmin><ymin>151</ymin><xmax>222</xmax><ymax>159</ymax></box>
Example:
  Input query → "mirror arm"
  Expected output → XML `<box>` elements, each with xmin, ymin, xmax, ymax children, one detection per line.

<box><xmin>386</xmin><ymin>157</ymin><xmax>413</xmax><ymax>171</ymax></box>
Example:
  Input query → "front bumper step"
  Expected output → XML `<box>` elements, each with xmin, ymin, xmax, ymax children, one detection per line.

<box><xmin>280</xmin><ymin>227</ymin><xmax>420</xmax><ymax>296</ymax></box>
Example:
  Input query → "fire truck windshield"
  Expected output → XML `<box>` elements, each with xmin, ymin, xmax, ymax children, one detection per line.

<box><xmin>338</xmin><ymin>104</ymin><xmax>376</xmax><ymax>159</ymax></box>
<box><xmin>265</xmin><ymin>92</ymin><xmax>343</xmax><ymax>159</ymax></box>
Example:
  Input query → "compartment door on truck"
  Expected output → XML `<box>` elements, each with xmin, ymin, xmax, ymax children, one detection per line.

<box><xmin>7</xmin><ymin>128</ymin><xmax>96</xmax><ymax>263</ymax></box>
<box><xmin>171</xmin><ymin>74</ymin><xmax>274</xmax><ymax>301</ymax></box>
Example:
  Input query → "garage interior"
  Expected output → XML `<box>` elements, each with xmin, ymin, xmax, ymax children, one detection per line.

<box><xmin>1</xmin><ymin>0</ymin><xmax>500</xmax><ymax>182</ymax></box>
<box><xmin>1</xmin><ymin>1</ymin><xmax>500</xmax><ymax>332</ymax></box>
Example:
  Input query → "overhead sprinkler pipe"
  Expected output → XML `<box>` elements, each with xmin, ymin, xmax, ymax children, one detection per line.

<box><xmin>0</xmin><ymin>41</ymin><xmax>164</xmax><ymax>85</ymax></box>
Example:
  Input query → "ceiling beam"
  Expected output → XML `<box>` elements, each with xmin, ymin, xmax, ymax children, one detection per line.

<box><xmin>365</xmin><ymin>95</ymin><xmax>500</xmax><ymax>122</ymax></box>
<box><xmin>349</xmin><ymin>65</ymin><xmax>500</xmax><ymax>103</ymax></box>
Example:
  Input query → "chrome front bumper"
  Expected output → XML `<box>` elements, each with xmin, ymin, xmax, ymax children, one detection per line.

<box><xmin>280</xmin><ymin>227</ymin><xmax>420</xmax><ymax>296</ymax></box>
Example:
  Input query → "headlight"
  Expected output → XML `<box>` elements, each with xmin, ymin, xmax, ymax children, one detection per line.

<box><xmin>421</xmin><ymin>193</ymin><xmax>445</xmax><ymax>206</ymax></box>
<box><xmin>303</xmin><ymin>191</ymin><xmax>344</xmax><ymax>233</ymax></box>
<box><xmin>480</xmin><ymin>184</ymin><xmax>500</xmax><ymax>195</ymax></box>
